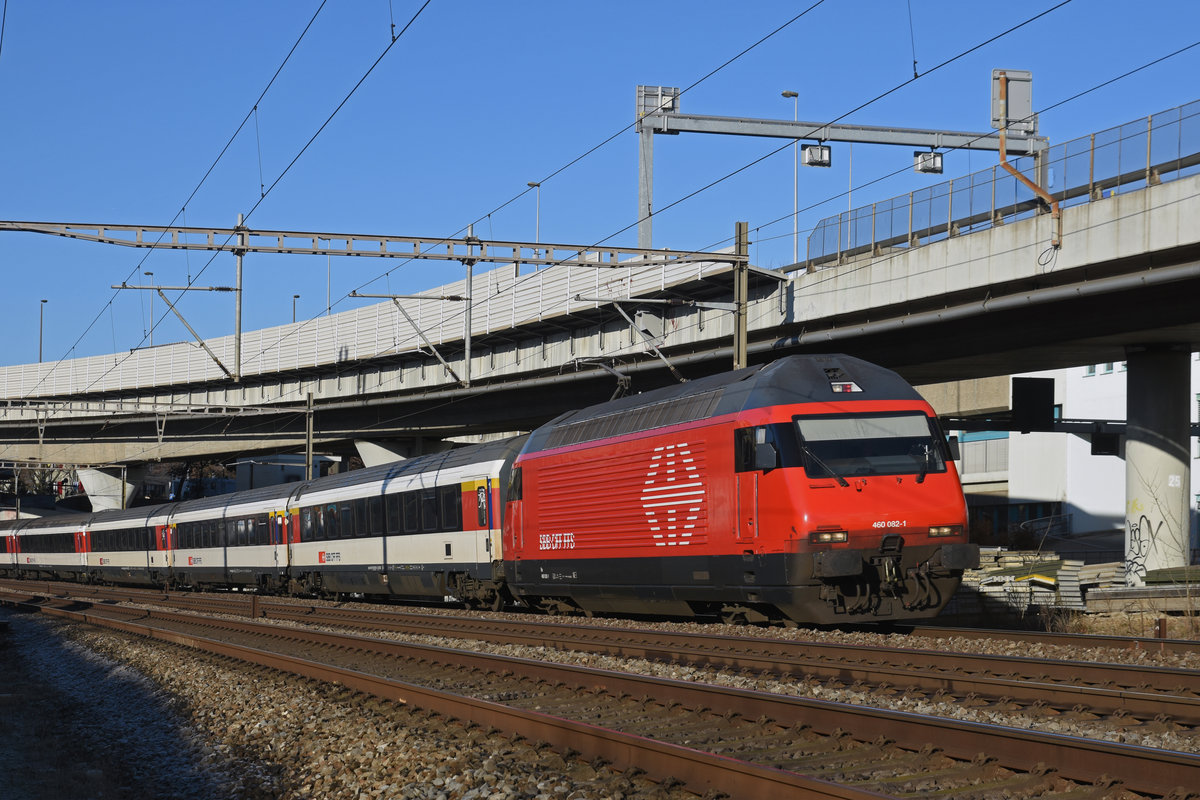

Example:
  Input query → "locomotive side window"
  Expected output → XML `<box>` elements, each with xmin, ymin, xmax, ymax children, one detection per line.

<box><xmin>735</xmin><ymin>424</ymin><xmax>800</xmax><ymax>472</ymax></box>
<box><xmin>506</xmin><ymin>467</ymin><xmax>522</xmax><ymax>502</ymax></box>
<box><xmin>734</xmin><ymin>427</ymin><xmax>757</xmax><ymax>472</ymax></box>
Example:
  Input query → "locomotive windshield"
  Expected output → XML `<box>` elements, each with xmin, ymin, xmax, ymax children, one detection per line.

<box><xmin>794</xmin><ymin>412</ymin><xmax>948</xmax><ymax>480</ymax></box>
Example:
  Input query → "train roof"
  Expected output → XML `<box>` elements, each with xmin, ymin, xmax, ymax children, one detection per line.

<box><xmin>291</xmin><ymin>436</ymin><xmax>527</xmax><ymax>500</ymax></box>
<box><xmin>175</xmin><ymin>436</ymin><xmax>527</xmax><ymax>512</ymax></box>
<box><xmin>524</xmin><ymin>354</ymin><xmax>923</xmax><ymax>453</ymax></box>
<box><xmin>0</xmin><ymin>437</ymin><xmax>527</xmax><ymax>532</ymax></box>
<box><xmin>2</xmin><ymin>510</ymin><xmax>91</xmax><ymax>532</ymax></box>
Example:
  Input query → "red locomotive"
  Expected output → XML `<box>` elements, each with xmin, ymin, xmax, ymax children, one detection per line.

<box><xmin>504</xmin><ymin>354</ymin><xmax>976</xmax><ymax>624</ymax></box>
<box><xmin>2</xmin><ymin>355</ymin><xmax>976</xmax><ymax>625</ymax></box>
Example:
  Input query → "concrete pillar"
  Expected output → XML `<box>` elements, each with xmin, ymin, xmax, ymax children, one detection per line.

<box><xmin>1124</xmin><ymin>346</ymin><xmax>1192</xmax><ymax>585</ymax></box>
<box><xmin>354</xmin><ymin>438</ymin><xmax>454</xmax><ymax>468</ymax></box>
<box><xmin>77</xmin><ymin>466</ymin><xmax>145</xmax><ymax>512</ymax></box>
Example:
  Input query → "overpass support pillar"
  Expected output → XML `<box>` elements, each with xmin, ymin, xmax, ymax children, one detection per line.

<box><xmin>77</xmin><ymin>466</ymin><xmax>145</xmax><ymax>512</ymax></box>
<box><xmin>354</xmin><ymin>438</ymin><xmax>453</xmax><ymax>468</ymax></box>
<box><xmin>1124</xmin><ymin>346</ymin><xmax>1192</xmax><ymax>585</ymax></box>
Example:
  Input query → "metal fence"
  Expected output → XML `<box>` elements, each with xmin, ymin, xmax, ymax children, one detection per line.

<box><xmin>806</xmin><ymin>99</ymin><xmax>1200</xmax><ymax>268</ymax></box>
<box><xmin>0</xmin><ymin>256</ymin><xmax>730</xmax><ymax>400</ymax></box>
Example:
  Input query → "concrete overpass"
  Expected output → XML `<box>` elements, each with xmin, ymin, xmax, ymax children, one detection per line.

<box><xmin>3</xmin><ymin>153</ymin><xmax>1198</xmax><ymax>460</ymax></box>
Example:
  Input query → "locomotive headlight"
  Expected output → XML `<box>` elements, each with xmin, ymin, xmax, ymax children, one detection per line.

<box><xmin>809</xmin><ymin>530</ymin><xmax>848</xmax><ymax>544</ymax></box>
<box><xmin>928</xmin><ymin>525</ymin><xmax>963</xmax><ymax>538</ymax></box>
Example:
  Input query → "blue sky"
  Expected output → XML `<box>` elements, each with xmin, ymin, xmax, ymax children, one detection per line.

<box><xmin>2</xmin><ymin>0</ymin><xmax>1198</xmax><ymax>367</ymax></box>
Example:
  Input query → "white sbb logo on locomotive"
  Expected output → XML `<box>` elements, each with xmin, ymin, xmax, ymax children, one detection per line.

<box><xmin>642</xmin><ymin>442</ymin><xmax>704</xmax><ymax>546</ymax></box>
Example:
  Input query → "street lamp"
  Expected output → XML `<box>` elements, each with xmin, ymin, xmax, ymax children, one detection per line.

<box><xmin>292</xmin><ymin>294</ymin><xmax>300</xmax><ymax>323</ymax></box>
<box><xmin>527</xmin><ymin>182</ymin><xmax>541</xmax><ymax>244</ymax></box>
<box><xmin>144</xmin><ymin>271</ymin><xmax>154</xmax><ymax>346</ymax></box>
<box><xmin>781</xmin><ymin>90</ymin><xmax>798</xmax><ymax>265</ymax></box>
<box><xmin>526</xmin><ymin>181</ymin><xmax>542</xmax><ymax>277</ymax></box>
<box><xmin>39</xmin><ymin>299</ymin><xmax>47</xmax><ymax>362</ymax></box>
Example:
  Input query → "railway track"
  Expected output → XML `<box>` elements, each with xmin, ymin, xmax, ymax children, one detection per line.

<box><xmin>901</xmin><ymin>623</ymin><xmax>1200</xmax><ymax>658</ymax></box>
<box><xmin>3</xmin><ymin>585</ymin><xmax>1200</xmax><ymax>798</ymax></box>
<box><xmin>5</xmin><ymin>580</ymin><xmax>1198</xmax><ymax>736</ymax></box>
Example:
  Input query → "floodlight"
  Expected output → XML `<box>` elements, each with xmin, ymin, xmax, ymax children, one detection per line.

<box><xmin>914</xmin><ymin>150</ymin><xmax>943</xmax><ymax>174</ymax></box>
<box><xmin>801</xmin><ymin>144</ymin><xmax>831</xmax><ymax>167</ymax></box>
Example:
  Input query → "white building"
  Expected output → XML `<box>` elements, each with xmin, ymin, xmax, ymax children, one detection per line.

<box><xmin>954</xmin><ymin>355</ymin><xmax>1200</xmax><ymax>563</ymax></box>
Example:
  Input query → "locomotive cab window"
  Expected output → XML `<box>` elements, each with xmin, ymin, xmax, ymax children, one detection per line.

<box><xmin>734</xmin><ymin>424</ymin><xmax>800</xmax><ymax>472</ymax></box>
<box><xmin>794</xmin><ymin>412</ymin><xmax>949</xmax><ymax>480</ymax></box>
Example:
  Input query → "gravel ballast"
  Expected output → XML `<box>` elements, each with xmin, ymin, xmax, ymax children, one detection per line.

<box><xmin>0</xmin><ymin>608</ymin><xmax>243</xmax><ymax>799</ymax></box>
<box><xmin>4</xmin><ymin>609</ymin><xmax>695</xmax><ymax>800</ymax></box>
<box><xmin>7</xmin><ymin>599</ymin><xmax>1200</xmax><ymax>798</ymax></box>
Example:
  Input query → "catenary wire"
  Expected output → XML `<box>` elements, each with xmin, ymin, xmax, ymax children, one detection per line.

<box><xmin>21</xmin><ymin>0</ymin><xmax>330</xmax><ymax>395</ymax></box>
<box><xmin>117</xmin><ymin>0</ymin><xmax>1098</xmax><ymax>416</ymax></box>
<box><xmin>17</xmin><ymin>1</ymin><xmax>428</xmax><ymax>406</ymax></box>
<box><xmin>12</xmin><ymin>2</ymin><xmax>1196</xmax><ymax>466</ymax></box>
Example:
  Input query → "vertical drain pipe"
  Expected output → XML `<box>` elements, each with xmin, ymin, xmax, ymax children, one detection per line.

<box><xmin>997</xmin><ymin>71</ymin><xmax>1061</xmax><ymax>249</ymax></box>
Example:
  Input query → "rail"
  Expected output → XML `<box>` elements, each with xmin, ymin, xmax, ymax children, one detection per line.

<box><xmin>7</xmin><ymin>588</ymin><xmax>1200</xmax><ymax>797</ymax></box>
<box><xmin>805</xmin><ymin>99</ymin><xmax>1200</xmax><ymax>269</ymax></box>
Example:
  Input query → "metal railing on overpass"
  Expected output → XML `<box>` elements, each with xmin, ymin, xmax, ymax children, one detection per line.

<box><xmin>0</xmin><ymin>254</ymin><xmax>736</xmax><ymax>402</ymax></box>
<box><xmin>806</xmin><ymin>99</ymin><xmax>1200</xmax><ymax>268</ymax></box>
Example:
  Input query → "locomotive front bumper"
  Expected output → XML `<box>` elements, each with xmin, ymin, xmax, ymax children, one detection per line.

<box><xmin>809</xmin><ymin>540</ymin><xmax>979</xmax><ymax>579</ymax></box>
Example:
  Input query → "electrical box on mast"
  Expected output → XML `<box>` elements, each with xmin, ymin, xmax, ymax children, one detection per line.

<box><xmin>991</xmin><ymin>69</ymin><xmax>1037</xmax><ymax>135</ymax></box>
<box><xmin>637</xmin><ymin>86</ymin><xmax>679</xmax><ymax>120</ymax></box>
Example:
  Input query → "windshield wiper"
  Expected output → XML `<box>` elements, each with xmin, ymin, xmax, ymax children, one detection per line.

<box><xmin>915</xmin><ymin>444</ymin><xmax>932</xmax><ymax>484</ymax></box>
<box><xmin>801</xmin><ymin>445</ymin><xmax>849</xmax><ymax>487</ymax></box>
